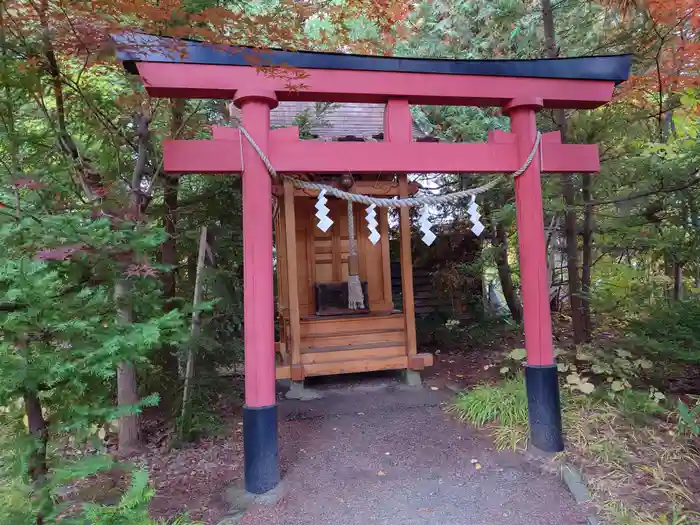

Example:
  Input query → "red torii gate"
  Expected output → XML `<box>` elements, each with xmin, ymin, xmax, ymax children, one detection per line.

<box><xmin>117</xmin><ymin>35</ymin><xmax>631</xmax><ymax>495</ymax></box>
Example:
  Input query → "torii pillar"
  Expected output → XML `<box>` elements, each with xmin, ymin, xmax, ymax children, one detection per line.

<box><xmin>506</xmin><ymin>98</ymin><xmax>564</xmax><ymax>452</ymax></box>
<box><xmin>235</xmin><ymin>88</ymin><xmax>280</xmax><ymax>493</ymax></box>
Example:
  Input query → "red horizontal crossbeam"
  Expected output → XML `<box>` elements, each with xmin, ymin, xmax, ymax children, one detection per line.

<box><xmin>137</xmin><ymin>62</ymin><xmax>614</xmax><ymax>109</ymax></box>
<box><xmin>163</xmin><ymin>127</ymin><xmax>599</xmax><ymax>175</ymax></box>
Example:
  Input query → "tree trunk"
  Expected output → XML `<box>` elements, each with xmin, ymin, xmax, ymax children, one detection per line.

<box><xmin>581</xmin><ymin>172</ymin><xmax>593</xmax><ymax>340</ymax></box>
<box><xmin>546</xmin><ymin>215</ymin><xmax>562</xmax><ymax>312</ymax></box>
<box><xmin>673</xmin><ymin>262</ymin><xmax>683</xmax><ymax>301</ymax></box>
<box><xmin>561</xmin><ymin>171</ymin><xmax>586</xmax><ymax>342</ymax></box>
<box><xmin>24</xmin><ymin>391</ymin><xmax>48</xmax><ymax>525</ymax></box>
<box><xmin>36</xmin><ymin>0</ymin><xmax>152</xmax><ymax>455</ymax></box>
<box><xmin>541</xmin><ymin>0</ymin><xmax>586</xmax><ymax>344</ymax></box>
<box><xmin>162</xmin><ymin>99</ymin><xmax>184</xmax><ymax>303</ymax></box>
<box><xmin>484</xmin><ymin>200</ymin><xmax>523</xmax><ymax>323</ymax></box>
<box><xmin>187</xmin><ymin>252</ymin><xmax>197</xmax><ymax>288</ymax></box>
<box><xmin>495</xmin><ymin>220</ymin><xmax>523</xmax><ymax>323</ymax></box>
<box><xmin>158</xmin><ymin>99</ymin><xmax>185</xmax><ymax>380</ymax></box>
<box><xmin>541</xmin><ymin>0</ymin><xmax>558</xmax><ymax>57</ymax></box>
<box><xmin>114</xmin><ymin>109</ymin><xmax>151</xmax><ymax>454</ymax></box>
<box><xmin>115</xmin><ymin>279</ymin><xmax>140</xmax><ymax>453</ymax></box>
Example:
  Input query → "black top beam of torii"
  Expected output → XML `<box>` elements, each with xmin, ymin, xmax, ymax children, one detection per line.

<box><xmin>114</xmin><ymin>33</ymin><xmax>632</xmax><ymax>85</ymax></box>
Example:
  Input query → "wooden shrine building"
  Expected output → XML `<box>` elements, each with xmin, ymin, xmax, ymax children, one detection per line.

<box><xmin>116</xmin><ymin>33</ymin><xmax>631</xmax><ymax>495</ymax></box>
<box><xmin>274</xmin><ymin>172</ymin><xmax>431</xmax><ymax>380</ymax></box>
<box><xmin>271</xmin><ymin>105</ymin><xmax>434</xmax><ymax>381</ymax></box>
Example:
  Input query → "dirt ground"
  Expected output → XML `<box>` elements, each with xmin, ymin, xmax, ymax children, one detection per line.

<box><xmin>143</xmin><ymin>349</ymin><xmax>502</xmax><ymax>523</ymax></box>
<box><xmin>239</xmin><ymin>379</ymin><xmax>587</xmax><ymax>525</ymax></box>
<box><xmin>143</xmin><ymin>403</ymin><xmax>245</xmax><ymax>523</ymax></box>
<box><xmin>145</xmin><ymin>361</ymin><xmax>588</xmax><ymax>525</ymax></box>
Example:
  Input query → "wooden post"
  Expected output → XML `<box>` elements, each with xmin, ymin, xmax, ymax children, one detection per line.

<box><xmin>235</xmin><ymin>88</ymin><xmax>280</xmax><ymax>494</ymax></box>
<box><xmin>384</xmin><ymin>99</ymin><xmax>417</xmax><ymax>356</ymax></box>
<box><xmin>505</xmin><ymin>97</ymin><xmax>563</xmax><ymax>453</ymax></box>
<box><xmin>380</xmin><ymin>209</ymin><xmax>393</xmax><ymax>310</ymax></box>
<box><xmin>274</xmin><ymin>193</ymin><xmax>289</xmax><ymax>362</ymax></box>
<box><xmin>398</xmin><ymin>176</ymin><xmax>417</xmax><ymax>356</ymax></box>
<box><xmin>283</xmin><ymin>179</ymin><xmax>302</xmax><ymax>380</ymax></box>
<box><xmin>180</xmin><ymin>226</ymin><xmax>207</xmax><ymax>428</ymax></box>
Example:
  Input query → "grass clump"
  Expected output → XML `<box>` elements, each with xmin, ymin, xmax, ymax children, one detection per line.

<box><xmin>605</xmin><ymin>501</ymin><xmax>700</xmax><ymax>525</ymax></box>
<box><xmin>450</xmin><ymin>376</ymin><xmax>700</xmax><ymax>524</ymax></box>
<box><xmin>450</xmin><ymin>376</ymin><xmax>528</xmax><ymax>427</ymax></box>
<box><xmin>560</xmin><ymin>395</ymin><xmax>700</xmax><ymax>525</ymax></box>
<box><xmin>449</xmin><ymin>376</ymin><xmax>529</xmax><ymax>449</ymax></box>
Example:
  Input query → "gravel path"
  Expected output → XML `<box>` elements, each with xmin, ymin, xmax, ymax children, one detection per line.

<box><xmin>239</xmin><ymin>379</ymin><xmax>586</xmax><ymax>525</ymax></box>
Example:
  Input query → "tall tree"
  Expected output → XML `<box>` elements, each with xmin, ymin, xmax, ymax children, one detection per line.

<box><xmin>541</xmin><ymin>0</ymin><xmax>588</xmax><ymax>343</ymax></box>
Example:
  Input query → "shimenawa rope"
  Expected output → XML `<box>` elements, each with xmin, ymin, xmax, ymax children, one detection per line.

<box><xmin>237</xmin><ymin>126</ymin><xmax>542</xmax><ymax>309</ymax></box>
<box><xmin>238</xmin><ymin>127</ymin><xmax>542</xmax><ymax>208</ymax></box>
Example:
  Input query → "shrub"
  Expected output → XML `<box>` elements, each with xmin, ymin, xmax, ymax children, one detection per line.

<box><xmin>62</xmin><ymin>469</ymin><xmax>202</xmax><ymax>525</ymax></box>
<box><xmin>627</xmin><ymin>299</ymin><xmax>700</xmax><ymax>366</ymax></box>
<box><xmin>0</xmin><ymin>212</ymin><xmax>187</xmax><ymax>522</ymax></box>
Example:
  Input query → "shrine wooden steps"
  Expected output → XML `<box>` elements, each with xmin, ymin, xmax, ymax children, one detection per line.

<box><xmin>276</xmin><ymin>312</ymin><xmax>432</xmax><ymax>380</ymax></box>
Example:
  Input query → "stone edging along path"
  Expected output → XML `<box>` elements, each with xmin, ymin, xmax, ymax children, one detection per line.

<box><xmin>522</xmin><ymin>447</ymin><xmax>603</xmax><ymax>525</ymax></box>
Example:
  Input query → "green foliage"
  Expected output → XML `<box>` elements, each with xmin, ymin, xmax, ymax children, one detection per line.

<box><xmin>676</xmin><ymin>398</ymin><xmax>700</xmax><ymax>437</ymax></box>
<box><xmin>175</xmin><ymin>374</ymin><xmax>232</xmax><ymax>443</ymax></box>
<box><xmin>496</xmin><ymin>345</ymin><xmax>671</xmax><ymax>426</ymax></box>
<box><xmin>0</xmin><ymin>211</ymin><xmax>187</xmax><ymax>422</ymax></box>
<box><xmin>612</xmin><ymin>389</ymin><xmax>666</xmax><ymax>424</ymax></box>
<box><xmin>63</xmin><ymin>469</ymin><xmax>202</xmax><ymax>525</ymax></box>
<box><xmin>0</xmin><ymin>201</ymin><xmax>187</xmax><ymax>520</ymax></box>
<box><xmin>589</xmin><ymin>261</ymin><xmax>669</xmax><ymax>319</ymax></box>
<box><xmin>415</xmin><ymin>312</ymin><xmax>463</xmax><ymax>349</ymax></box>
<box><xmin>450</xmin><ymin>376</ymin><xmax>528</xmax><ymax>428</ymax></box>
<box><xmin>173</xmin><ymin>175</ymin><xmax>245</xmax><ymax>441</ymax></box>
<box><xmin>292</xmin><ymin>103</ymin><xmax>340</xmax><ymax>139</ymax></box>
<box><xmin>627</xmin><ymin>300</ymin><xmax>700</xmax><ymax>366</ymax></box>
<box><xmin>607</xmin><ymin>502</ymin><xmax>700</xmax><ymax>525</ymax></box>
<box><xmin>450</xmin><ymin>377</ymin><xmax>531</xmax><ymax>450</ymax></box>
<box><xmin>0</xmin><ymin>474</ymin><xmax>33</xmax><ymax>525</ymax></box>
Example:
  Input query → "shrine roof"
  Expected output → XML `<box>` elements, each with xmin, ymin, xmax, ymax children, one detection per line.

<box><xmin>115</xmin><ymin>33</ymin><xmax>631</xmax><ymax>85</ymax></box>
<box><xmin>267</xmin><ymin>102</ymin><xmax>427</xmax><ymax>140</ymax></box>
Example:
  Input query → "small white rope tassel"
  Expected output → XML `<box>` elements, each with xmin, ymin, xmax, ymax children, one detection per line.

<box><xmin>419</xmin><ymin>207</ymin><xmax>436</xmax><ymax>246</ymax></box>
<box><xmin>468</xmin><ymin>195</ymin><xmax>484</xmax><ymax>237</ymax></box>
<box><xmin>366</xmin><ymin>204</ymin><xmax>380</xmax><ymax>245</ymax></box>
<box><xmin>347</xmin><ymin>200</ymin><xmax>364</xmax><ymax>309</ymax></box>
<box><xmin>315</xmin><ymin>189</ymin><xmax>333</xmax><ymax>232</ymax></box>
<box><xmin>348</xmin><ymin>274</ymin><xmax>365</xmax><ymax>309</ymax></box>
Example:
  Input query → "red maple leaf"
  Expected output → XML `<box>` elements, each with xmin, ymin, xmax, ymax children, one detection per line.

<box><xmin>12</xmin><ymin>178</ymin><xmax>46</xmax><ymax>190</ymax></box>
<box><xmin>35</xmin><ymin>244</ymin><xmax>86</xmax><ymax>261</ymax></box>
<box><xmin>125</xmin><ymin>263</ymin><xmax>159</xmax><ymax>278</ymax></box>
